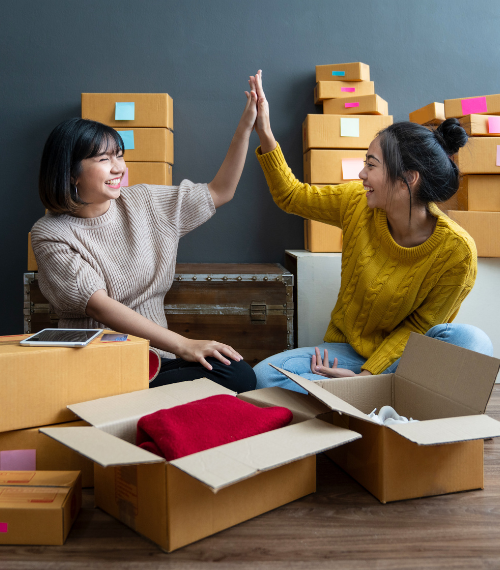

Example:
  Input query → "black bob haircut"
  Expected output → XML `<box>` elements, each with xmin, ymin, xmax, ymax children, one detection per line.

<box><xmin>39</xmin><ymin>118</ymin><xmax>125</xmax><ymax>214</ymax></box>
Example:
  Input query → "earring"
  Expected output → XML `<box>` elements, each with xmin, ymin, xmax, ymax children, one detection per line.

<box><xmin>74</xmin><ymin>185</ymin><xmax>78</xmax><ymax>196</ymax></box>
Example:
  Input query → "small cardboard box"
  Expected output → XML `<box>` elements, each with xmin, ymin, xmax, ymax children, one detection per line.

<box><xmin>82</xmin><ymin>93</ymin><xmax>173</xmax><ymax>129</ymax></box>
<box><xmin>41</xmin><ymin>379</ymin><xmax>361</xmax><ymax>552</ymax></box>
<box><xmin>445</xmin><ymin>94</ymin><xmax>500</xmax><ymax>119</ymax></box>
<box><xmin>455</xmin><ymin>137</ymin><xmax>500</xmax><ymax>174</ymax></box>
<box><xmin>316</xmin><ymin>62</ymin><xmax>370</xmax><ymax>82</ymax></box>
<box><xmin>304</xmin><ymin>149</ymin><xmax>366</xmax><ymax>184</ymax></box>
<box><xmin>447</xmin><ymin>211</ymin><xmax>500</xmax><ymax>257</ymax></box>
<box><xmin>0</xmin><ymin>421</ymin><xmax>93</xmax><ymax>488</ymax></box>
<box><xmin>439</xmin><ymin>175</ymin><xmax>500</xmax><ymax>212</ymax></box>
<box><xmin>0</xmin><ymin>471</ymin><xmax>81</xmax><ymax>545</ymax></box>
<box><xmin>118</xmin><ymin>128</ymin><xmax>174</xmax><ymax>163</ymax></box>
<box><xmin>270</xmin><ymin>333</ymin><xmax>500</xmax><ymax>503</ymax></box>
<box><xmin>126</xmin><ymin>162</ymin><xmax>173</xmax><ymax>187</ymax></box>
<box><xmin>461</xmin><ymin>114</ymin><xmax>500</xmax><ymax>136</ymax></box>
<box><xmin>314</xmin><ymin>81</ymin><xmax>375</xmax><ymax>103</ymax></box>
<box><xmin>27</xmin><ymin>232</ymin><xmax>37</xmax><ymax>271</ymax></box>
<box><xmin>304</xmin><ymin>220</ymin><xmax>342</xmax><ymax>252</ymax></box>
<box><xmin>323</xmin><ymin>94</ymin><xmax>388</xmax><ymax>116</ymax></box>
<box><xmin>302</xmin><ymin>114</ymin><xmax>393</xmax><ymax>152</ymax></box>
<box><xmin>409</xmin><ymin>102</ymin><xmax>445</xmax><ymax>126</ymax></box>
<box><xmin>0</xmin><ymin>332</ymin><xmax>149</xmax><ymax>433</ymax></box>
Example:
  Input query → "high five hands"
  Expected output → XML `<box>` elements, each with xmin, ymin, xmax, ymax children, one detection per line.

<box><xmin>247</xmin><ymin>70</ymin><xmax>277</xmax><ymax>153</ymax></box>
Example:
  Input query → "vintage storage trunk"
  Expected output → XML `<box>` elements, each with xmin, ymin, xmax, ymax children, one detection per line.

<box><xmin>24</xmin><ymin>263</ymin><xmax>294</xmax><ymax>366</ymax></box>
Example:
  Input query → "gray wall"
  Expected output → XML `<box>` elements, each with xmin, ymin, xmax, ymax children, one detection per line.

<box><xmin>2</xmin><ymin>0</ymin><xmax>499</xmax><ymax>333</ymax></box>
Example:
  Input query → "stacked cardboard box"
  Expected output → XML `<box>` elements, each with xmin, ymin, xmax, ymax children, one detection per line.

<box><xmin>409</xmin><ymin>102</ymin><xmax>446</xmax><ymax>126</ymax></box>
<box><xmin>304</xmin><ymin>63</ymin><xmax>393</xmax><ymax>252</ymax></box>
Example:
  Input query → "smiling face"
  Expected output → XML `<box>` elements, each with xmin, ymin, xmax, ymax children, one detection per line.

<box><xmin>358</xmin><ymin>137</ymin><xmax>391</xmax><ymax>210</ymax></box>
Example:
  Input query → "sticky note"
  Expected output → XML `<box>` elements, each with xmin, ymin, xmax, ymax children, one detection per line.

<box><xmin>342</xmin><ymin>158</ymin><xmax>364</xmax><ymax>180</ymax></box>
<box><xmin>0</xmin><ymin>523</ymin><xmax>7</xmax><ymax>533</ymax></box>
<box><xmin>332</xmin><ymin>71</ymin><xmax>345</xmax><ymax>76</ymax></box>
<box><xmin>0</xmin><ymin>450</ymin><xmax>36</xmax><ymax>471</ymax></box>
<box><xmin>461</xmin><ymin>96</ymin><xmax>487</xmax><ymax>116</ymax></box>
<box><xmin>101</xmin><ymin>333</ymin><xmax>129</xmax><ymax>342</ymax></box>
<box><xmin>341</xmin><ymin>118</ymin><xmax>360</xmax><ymax>137</ymax></box>
<box><xmin>117</xmin><ymin>130</ymin><xmax>134</xmax><ymax>150</ymax></box>
<box><xmin>115</xmin><ymin>102</ymin><xmax>135</xmax><ymax>121</ymax></box>
<box><xmin>496</xmin><ymin>146</ymin><xmax>500</xmax><ymax>167</ymax></box>
<box><xmin>341</xmin><ymin>87</ymin><xmax>355</xmax><ymax>93</ymax></box>
<box><xmin>345</xmin><ymin>102</ymin><xmax>360</xmax><ymax>108</ymax></box>
<box><xmin>121</xmin><ymin>167</ymin><xmax>129</xmax><ymax>187</ymax></box>
<box><xmin>488</xmin><ymin>117</ymin><xmax>500</xmax><ymax>134</ymax></box>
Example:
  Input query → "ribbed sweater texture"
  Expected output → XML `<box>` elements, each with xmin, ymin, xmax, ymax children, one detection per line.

<box><xmin>256</xmin><ymin>144</ymin><xmax>477</xmax><ymax>374</ymax></box>
<box><xmin>31</xmin><ymin>181</ymin><xmax>215</xmax><ymax>358</ymax></box>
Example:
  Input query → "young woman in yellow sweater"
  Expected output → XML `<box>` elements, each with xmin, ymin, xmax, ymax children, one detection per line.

<box><xmin>250</xmin><ymin>71</ymin><xmax>493</xmax><ymax>392</ymax></box>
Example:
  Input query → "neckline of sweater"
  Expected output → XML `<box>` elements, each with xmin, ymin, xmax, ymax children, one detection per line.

<box><xmin>59</xmin><ymin>199</ymin><xmax>117</xmax><ymax>228</ymax></box>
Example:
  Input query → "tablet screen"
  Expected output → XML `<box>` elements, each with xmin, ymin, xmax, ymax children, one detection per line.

<box><xmin>26</xmin><ymin>330</ymin><xmax>102</xmax><ymax>343</ymax></box>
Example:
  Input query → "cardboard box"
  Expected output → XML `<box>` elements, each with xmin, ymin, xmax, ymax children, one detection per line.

<box><xmin>409</xmin><ymin>102</ymin><xmax>445</xmax><ymax>126</ymax></box>
<box><xmin>439</xmin><ymin>175</ymin><xmax>500</xmax><ymax>212</ymax></box>
<box><xmin>455</xmin><ymin>137</ymin><xmax>500</xmax><ymax>174</ymax></box>
<box><xmin>316</xmin><ymin>62</ymin><xmax>370</xmax><ymax>82</ymax></box>
<box><xmin>304</xmin><ymin>220</ymin><xmax>342</xmax><ymax>252</ymax></box>
<box><xmin>461</xmin><ymin>114</ymin><xmax>500</xmax><ymax>136</ymax></box>
<box><xmin>314</xmin><ymin>81</ymin><xmax>375</xmax><ymax>103</ymax></box>
<box><xmin>0</xmin><ymin>332</ymin><xmax>149</xmax><ymax>433</ymax></box>
<box><xmin>323</xmin><ymin>94</ymin><xmax>388</xmax><ymax>116</ymax></box>
<box><xmin>82</xmin><ymin>93</ymin><xmax>173</xmax><ymax>129</ymax></box>
<box><xmin>0</xmin><ymin>421</ymin><xmax>93</xmax><ymax>488</ymax></box>
<box><xmin>117</xmin><ymin>128</ymin><xmax>173</xmax><ymax>163</ymax></box>
<box><xmin>445</xmin><ymin>94</ymin><xmax>500</xmax><ymax>119</ymax></box>
<box><xmin>126</xmin><ymin>162</ymin><xmax>173</xmax><ymax>186</ymax></box>
<box><xmin>447</xmin><ymin>211</ymin><xmax>500</xmax><ymax>257</ymax></box>
<box><xmin>0</xmin><ymin>471</ymin><xmax>81</xmax><ymax>545</ymax></box>
<box><xmin>302</xmin><ymin>114</ymin><xmax>393</xmax><ymax>152</ymax></box>
<box><xmin>41</xmin><ymin>378</ymin><xmax>361</xmax><ymax>551</ymax></box>
<box><xmin>270</xmin><ymin>333</ymin><xmax>500</xmax><ymax>503</ymax></box>
<box><xmin>28</xmin><ymin>232</ymin><xmax>37</xmax><ymax>271</ymax></box>
<box><xmin>304</xmin><ymin>149</ymin><xmax>366</xmax><ymax>184</ymax></box>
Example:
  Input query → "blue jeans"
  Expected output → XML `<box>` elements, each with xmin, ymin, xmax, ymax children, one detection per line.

<box><xmin>253</xmin><ymin>324</ymin><xmax>494</xmax><ymax>394</ymax></box>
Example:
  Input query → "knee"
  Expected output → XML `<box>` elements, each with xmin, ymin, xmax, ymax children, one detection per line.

<box><xmin>225</xmin><ymin>359</ymin><xmax>257</xmax><ymax>393</ymax></box>
<box><xmin>426</xmin><ymin>323</ymin><xmax>494</xmax><ymax>357</ymax></box>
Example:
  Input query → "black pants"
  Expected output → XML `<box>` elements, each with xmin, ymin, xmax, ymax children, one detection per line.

<box><xmin>149</xmin><ymin>357</ymin><xmax>257</xmax><ymax>393</ymax></box>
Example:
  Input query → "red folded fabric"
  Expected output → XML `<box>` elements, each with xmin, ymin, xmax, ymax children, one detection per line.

<box><xmin>136</xmin><ymin>394</ymin><xmax>293</xmax><ymax>461</ymax></box>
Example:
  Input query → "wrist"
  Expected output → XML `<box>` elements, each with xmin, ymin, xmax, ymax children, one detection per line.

<box><xmin>358</xmin><ymin>369</ymin><xmax>373</xmax><ymax>376</ymax></box>
<box><xmin>259</xmin><ymin>130</ymin><xmax>276</xmax><ymax>154</ymax></box>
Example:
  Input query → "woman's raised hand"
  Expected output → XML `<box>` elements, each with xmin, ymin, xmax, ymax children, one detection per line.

<box><xmin>310</xmin><ymin>347</ymin><xmax>357</xmax><ymax>378</ymax></box>
<box><xmin>176</xmin><ymin>338</ymin><xmax>244</xmax><ymax>371</ymax></box>
<box><xmin>249</xmin><ymin>70</ymin><xmax>277</xmax><ymax>153</ymax></box>
<box><xmin>240</xmin><ymin>83</ymin><xmax>258</xmax><ymax>135</ymax></box>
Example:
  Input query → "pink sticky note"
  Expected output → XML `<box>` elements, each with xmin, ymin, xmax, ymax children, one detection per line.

<box><xmin>496</xmin><ymin>146</ymin><xmax>500</xmax><ymax>167</ymax></box>
<box><xmin>0</xmin><ymin>523</ymin><xmax>7</xmax><ymax>533</ymax></box>
<box><xmin>345</xmin><ymin>102</ymin><xmax>360</xmax><ymax>108</ymax></box>
<box><xmin>0</xmin><ymin>450</ymin><xmax>36</xmax><ymax>471</ymax></box>
<box><xmin>488</xmin><ymin>117</ymin><xmax>500</xmax><ymax>134</ymax></box>
<box><xmin>341</xmin><ymin>87</ymin><xmax>356</xmax><ymax>93</ymax></box>
<box><xmin>461</xmin><ymin>96</ymin><xmax>487</xmax><ymax>115</ymax></box>
<box><xmin>121</xmin><ymin>167</ymin><xmax>129</xmax><ymax>187</ymax></box>
<box><xmin>342</xmin><ymin>158</ymin><xmax>364</xmax><ymax>180</ymax></box>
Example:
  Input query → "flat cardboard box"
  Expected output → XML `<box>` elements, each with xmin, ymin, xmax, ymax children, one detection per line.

<box><xmin>455</xmin><ymin>137</ymin><xmax>500</xmax><ymax>174</ymax></box>
<box><xmin>304</xmin><ymin>220</ymin><xmax>342</xmax><ymax>252</ymax></box>
<box><xmin>445</xmin><ymin>94</ymin><xmax>500</xmax><ymax>119</ymax></box>
<box><xmin>323</xmin><ymin>94</ymin><xmax>388</xmax><ymax>116</ymax></box>
<box><xmin>0</xmin><ymin>471</ymin><xmax>81</xmax><ymax>545</ymax></box>
<box><xmin>439</xmin><ymin>175</ymin><xmax>500</xmax><ymax>212</ymax></box>
<box><xmin>314</xmin><ymin>81</ymin><xmax>375</xmax><ymax>103</ymax></box>
<box><xmin>27</xmin><ymin>232</ymin><xmax>37</xmax><ymax>271</ymax></box>
<box><xmin>316</xmin><ymin>62</ymin><xmax>370</xmax><ymax>82</ymax></box>
<box><xmin>304</xmin><ymin>149</ymin><xmax>366</xmax><ymax>184</ymax></box>
<box><xmin>0</xmin><ymin>332</ymin><xmax>149</xmax><ymax>433</ymax></box>
<box><xmin>302</xmin><ymin>114</ymin><xmax>393</xmax><ymax>152</ymax></box>
<box><xmin>118</xmin><ymin>128</ymin><xmax>173</xmax><ymax>163</ymax></box>
<box><xmin>409</xmin><ymin>102</ymin><xmax>445</xmax><ymax>126</ymax></box>
<box><xmin>82</xmin><ymin>93</ymin><xmax>173</xmax><ymax>129</ymax></box>
<box><xmin>126</xmin><ymin>162</ymin><xmax>173</xmax><ymax>186</ymax></box>
<box><xmin>270</xmin><ymin>333</ymin><xmax>500</xmax><ymax>503</ymax></box>
<box><xmin>461</xmin><ymin>114</ymin><xmax>500</xmax><ymax>136</ymax></box>
<box><xmin>447</xmin><ymin>211</ymin><xmax>500</xmax><ymax>257</ymax></box>
<box><xmin>41</xmin><ymin>378</ymin><xmax>361</xmax><ymax>551</ymax></box>
<box><xmin>0</xmin><ymin>421</ymin><xmax>93</xmax><ymax>488</ymax></box>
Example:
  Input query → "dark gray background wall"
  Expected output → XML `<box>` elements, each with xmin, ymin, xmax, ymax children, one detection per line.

<box><xmin>2</xmin><ymin>0</ymin><xmax>500</xmax><ymax>334</ymax></box>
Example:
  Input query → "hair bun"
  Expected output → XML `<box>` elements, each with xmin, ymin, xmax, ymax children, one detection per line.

<box><xmin>435</xmin><ymin>118</ymin><xmax>469</xmax><ymax>156</ymax></box>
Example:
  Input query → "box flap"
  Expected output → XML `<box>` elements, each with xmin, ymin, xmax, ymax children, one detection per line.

<box><xmin>171</xmin><ymin>417</ymin><xmax>361</xmax><ymax>491</ymax></box>
<box><xmin>388</xmin><ymin>414</ymin><xmax>500</xmax><ymax>445</ymax></box>
<box><xmin>238</xmin><ymin>387</ymin><xmax>331</xmax><ymax>419</ymax></box>
<box><xmin>40</xmin><ymin>427</ymin><xmax>164</xmax><ymax>467</ymax></box>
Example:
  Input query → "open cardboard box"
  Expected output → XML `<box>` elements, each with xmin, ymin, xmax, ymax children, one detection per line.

<box><xmin>269</xmin><ymin>333</ymin><xmax>500</xmax><ymax>503</ymax></box>
<box><xmin>41</xmin><ymin>379</ymin><xmax>361</xmax><ymax>552</ymax></box>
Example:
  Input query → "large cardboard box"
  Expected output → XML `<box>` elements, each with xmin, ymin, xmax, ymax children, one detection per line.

<box><xmin>126</xmin><ymin>162</ymin><xmax>173</xmax><ymax>186</ymax></box>
<box><xmin>0</xmin><ymin>332</ymin><xmax>149</xmax><ymax>433</ymax></box>
<box><xmin>461</xmin><ymin>114</ymin><xmax>500</xmax><ymax>136</ymax></box>
<box><xmin>304</xmin><ymin>149</ymin><xmax>366</xmax><ymax>184</ymax></box>
<box><xmin>316</xmin><ymin>62</ymin><xmax>370</xmax><ymax>82</ymax></box>
<box><xmin>409</xmin><ymin>102</ymin><xmax>445</xmax><ymax>126</ymax></box>
<box><xmin>304</xmin><ymin>220</ymin><xmax>342</xmax><ymax>252</ymax></box>
<box><xmin>439</xmin><ymin>175</ymin><xmax>500</xmax><ymax>212</ymax></box>
<box><xmin>0</xmin><ymin>421</ymin><xmax>93</xmax><ymax>488</ymax></box>
<box><xmin>0</xmin><ymin>471</ymin><xmax>81</xmax><ymax>545</ymax></box>
<box><xmin>314</xmin><ymin>81</ymin><xmax>375</xmax><ymax>103</ymax></box>
<box><xmin>82</xmin><ymin>93</ymin><xmax>173</xmax><ymax>129</ymax></box>
<box><xmin>302</xmin><ymin>114</ymin><xmax>393</xmax><ymax>152</ymax></box>
<box><xmin>323</xmin><ymin>94</ymin><xmax>388</xmax><ymax>116</ymax></box>
<box><xmin>447</xmin><ymin>211</ymin><xmax>500</xmax><ymax>257</ymax></box>
<box><xmin>455</xmin><ymin>137</ymin><xmax>500</xmax><ymax>174</ymax></box>
<box><xmin>270</xmin><ymin>333</ymin><xmax>500</xmax><ymax>503</ymax></box>
<box><xmin>445</xmin><ymin>94</ymin><xmax>500</xmax><ymax>119</ymax></box>
<box><xmin>41</xmin><ymin>379</ymin><xmax>361</xmax><ymax>552</ymax></box>
<box><xmin>118</xmin><ymin>128</ymin><xmax>173</xmax><ymax>163</ymax></box>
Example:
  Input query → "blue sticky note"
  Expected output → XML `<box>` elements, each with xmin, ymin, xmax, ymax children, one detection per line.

<box><xmin>101</xmin><ymin>333</ymin><xmax>129</xmax><ymax>342</ymax></box>
<box><xmin>332</xmin><ymin>71</ymin><xmax>345</xmax><ymax>76</ymax></box>
<box><xmin>117</xmin><ymin>130</ymin><xmax>135</xmax><ymax>150</ymax></box>
<box><xmin>115</xmin><ymin>102</ymin><xmax>135</xmax><ymax>120</ymax></box>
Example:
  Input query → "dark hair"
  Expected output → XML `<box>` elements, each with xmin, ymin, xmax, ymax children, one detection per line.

<box><xmin>39</xmin><ymin>118</ymin><xmax>124</xmax><ymax>214</ymax></box>
<box><xmin>377</xmin><ymin>119</ymin><xmax>469</xmax><ymax>218</ymax></box>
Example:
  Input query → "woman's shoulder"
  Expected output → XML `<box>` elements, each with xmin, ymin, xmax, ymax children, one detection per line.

<box><xmin>432</xmin><ymin>204</ymin><xmax>477</xmax><ymax>260</ymax></box>
<box><xmin>31</xmin><ymin>211</ymin><xmax>71</xmax><ymax>241</ymax></box>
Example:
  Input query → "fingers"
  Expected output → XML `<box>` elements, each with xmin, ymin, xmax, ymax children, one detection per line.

<box><xmin>199</xmin><ymin>357</ymin><xmax>213</xmax><ymax>371</ymax></box>
<box><xmin>311</xmin><ymin>353</ymin><xmax>317</xmax><ymax>374</ymax></box>
<box><xmin>323</xmin><ymin>348</ymin><xmax>329</xmax><ymax>368</ymax></box>
<box><xmin>332</xmin><ymin>357</ymin><xmax>338</xmax><ymax>368</ymax></box>
<box><xmin>254</xmin><ymin>69</ymin><xmax>265</xmax><ymax>99</ymax></box>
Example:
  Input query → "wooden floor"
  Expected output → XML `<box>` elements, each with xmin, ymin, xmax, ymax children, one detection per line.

<box><xmin>2</xmin><ymin>390</ymin><xmax>500</xmax><ymax>569</ymax></box>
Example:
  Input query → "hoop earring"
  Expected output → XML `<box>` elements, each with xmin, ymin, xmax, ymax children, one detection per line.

<box><xmin>74</xmin><ymin>185</ymin><xmax>78</xmax><ymax>196</ymax></box>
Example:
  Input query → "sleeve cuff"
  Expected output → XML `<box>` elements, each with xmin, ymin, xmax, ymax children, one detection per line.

<box><xmin>255</xmin><ymin>142</ymin><xmax>286</xmax><ymax>173</ymax></box>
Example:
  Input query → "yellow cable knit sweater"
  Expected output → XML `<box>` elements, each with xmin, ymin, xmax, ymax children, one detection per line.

<box><xmin>256</xmin><ymin>143</ymin><xmax>477</xmax><ymax>374</ymax></box>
